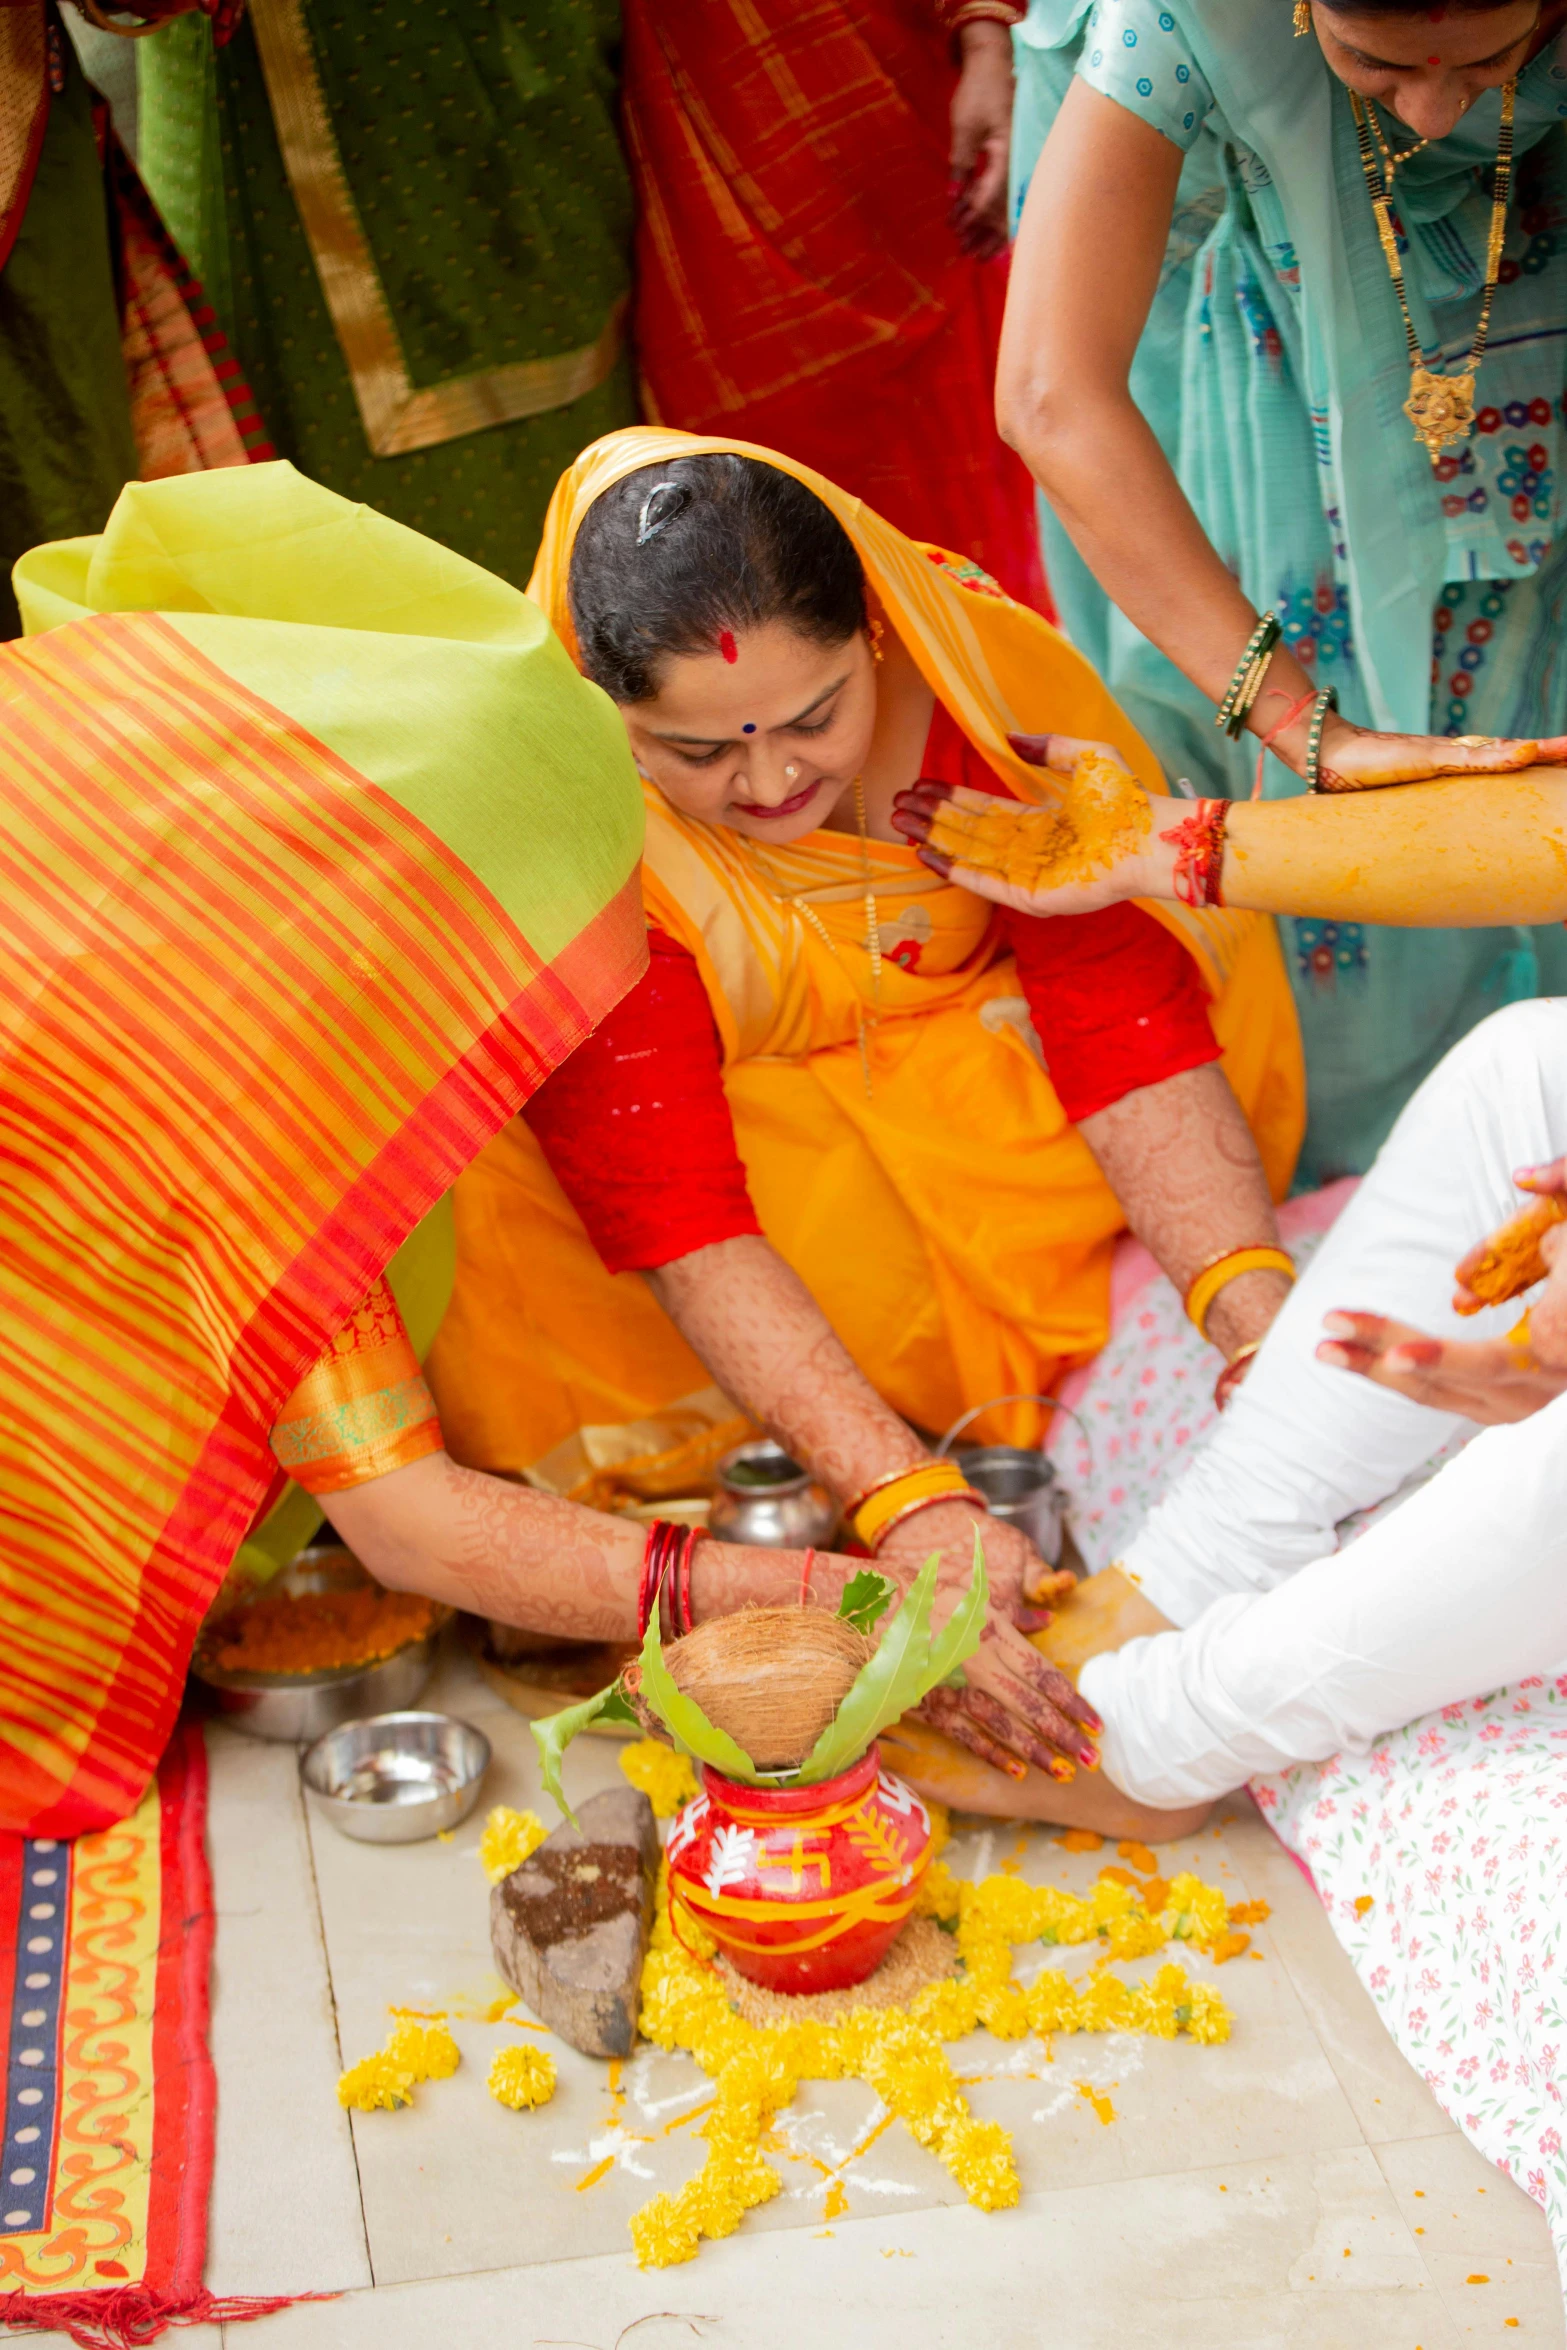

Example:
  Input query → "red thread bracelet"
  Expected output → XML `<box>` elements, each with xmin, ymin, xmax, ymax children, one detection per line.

<box><xmin>1252</xmin><ymin>688</ymin><xmax>1316</xmax><ymax>801</ymax></box>
<box><xmin>1159</xmin><ymin>800</ymin><xmax>1229</xmax><ymax>909</ymax></box>
<box><xmin>799</xmin><ymin>1546</ymin><xmax>816</xmax><ymax>1608</ymax></box>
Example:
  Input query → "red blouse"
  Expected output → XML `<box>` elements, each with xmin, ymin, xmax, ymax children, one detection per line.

<box><xmin>525</xmin><ymin>706</ymin><xmax>1220</xmax><ymax>1274</ymax></box>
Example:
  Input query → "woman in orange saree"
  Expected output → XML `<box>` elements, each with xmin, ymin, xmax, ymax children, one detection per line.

<box><xmin>425</xmin><ymin>430</ymin><xmax>1306</xmax><ymax>1804</ymax></box>
<box><xmin>622</xmin><ymin>0</ymin><xmax>1047</xmax><ymax>607</ymax></box>
<box><xmin>2</xmin><ymin>457</ymin><xmax>1091</xmax><ymax>1834</ymax></box>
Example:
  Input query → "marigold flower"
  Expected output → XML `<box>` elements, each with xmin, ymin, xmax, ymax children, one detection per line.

<box><xmin>619</xmin><ymin>1738</ymin><xmax>699</xmax><ymax>1819</ymax></box>
<box><xmin>338</xmin><ymin>2015</ymin><xmax>462</xmax><ymax>2109</ymax></box>
<box><xmin>630</xmin><ymin>2192</ymin><xmax>702</xmax><ymax>2268</ymax></box>
<box><xmin>488</xmin><ymin>2043</ymin><xmax>557</xmax><ymax>2110</ymax></box>
<box><xmin>939</xmin><ymin>2114</ymin><xmax>1021</xmax><ymax>2210</ymax></box>
<box><xmin>337</xmin><ymin>2051</ymin><xmax>418</xmax><ymax>2112</ymax></box>
<box><xmin>478</xmin><ymin>1804</ymin><xmax>548</xmax><ymax>1885</ymax></box>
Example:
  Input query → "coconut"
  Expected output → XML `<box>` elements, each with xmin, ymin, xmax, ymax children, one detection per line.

<box><xmin>645</xmin><ymin>1607</ymin><xmax>874</xmax><ymax>1770</ymax></box>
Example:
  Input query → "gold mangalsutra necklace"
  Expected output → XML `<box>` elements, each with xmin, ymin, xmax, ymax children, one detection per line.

<box><xmin>1350</xmin><ymin>81</ymin><xmax>1516</xmax><ymax>462</ymax></box>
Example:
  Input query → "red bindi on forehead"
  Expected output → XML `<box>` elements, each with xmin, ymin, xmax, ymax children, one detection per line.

<box><xmin>1427</xmin><ymin>50</ymin><xmax>1442</xmax><ymax>60</ymax></box>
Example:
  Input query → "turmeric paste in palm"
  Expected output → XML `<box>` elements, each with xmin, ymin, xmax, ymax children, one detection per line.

<box><xmin>1454</xmin><ymin>1192</ymin><xmax>1567</xmax><ymax>1314</ymax></box>
<box><xmin>927</xmin><ymin>750</ymin><xmax>1151</xmax><ymax>892</ymax></box>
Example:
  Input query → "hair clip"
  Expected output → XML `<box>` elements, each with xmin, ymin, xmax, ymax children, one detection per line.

<box><xmin>636</xmin><ymin>481</ymin><xmax>690</xmax><ymax>545</ymax></box>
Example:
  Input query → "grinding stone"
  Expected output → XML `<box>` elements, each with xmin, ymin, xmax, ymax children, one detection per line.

<box><xmin>490</xmin><ymin>1785</ymin><xmax>659</xmax><ymax>2059</ymax></box>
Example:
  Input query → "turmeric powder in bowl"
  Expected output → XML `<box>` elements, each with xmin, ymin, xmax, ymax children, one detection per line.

<box><xmin>199</xmin><ymin>1586</ymin><xmax>440</xmax><ymax>1678</ymax></box>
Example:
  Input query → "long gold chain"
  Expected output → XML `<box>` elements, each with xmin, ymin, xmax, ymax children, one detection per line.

<box><xmin>751</xmin><ymin>778</ymin><xmax>883</xmax><ymax>1098</ymax></box>
<box><xmin>1350</xmin><ymin>81</ymin><xmax>1516</xmax><ymax>463</ymax></box>
<box><xmin>1365</xmin><ymin>104</ymin><xmax>1431</xmax><ymax>191</ymax></box>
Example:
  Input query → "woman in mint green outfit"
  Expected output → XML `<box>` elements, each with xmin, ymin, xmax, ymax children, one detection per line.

<box><xmin>1004</xmin><ymin>0</ymin><xmax>1567</xmax><ymax>1183</ymax></box>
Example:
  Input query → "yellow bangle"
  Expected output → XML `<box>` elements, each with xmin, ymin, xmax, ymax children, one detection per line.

<box><xmin>850</xmin><ymin>1459</ymin><xmax>975</xmax><ymax>1551</ymax></box>
<box><xmin>1183</xmin><ymin>1245</ymin><xmax>1295</xmax><ymax>1342</ymax></box>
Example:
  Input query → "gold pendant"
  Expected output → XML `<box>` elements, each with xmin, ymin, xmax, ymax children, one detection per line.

<box><xmin>1405</xmin><ymin>366</ymin><xmax>1476</xmax><ymax>459</ymax></box>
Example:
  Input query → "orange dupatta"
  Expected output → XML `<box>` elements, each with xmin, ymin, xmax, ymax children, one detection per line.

<box><xmin>427</xmin><ymin>431</ymin><xmax>1303</xmax><ymax>1503</ymax></box>
<box><xmin>0</xmin><ymin>462</ymin><xmax>644</xmax><ymax>1834</ymax></box>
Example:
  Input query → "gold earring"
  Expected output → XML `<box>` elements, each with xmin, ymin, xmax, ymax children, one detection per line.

<box><xmin>868</xmin><ymin>617</ymin><xmax>886</xmax><ymax>666</ymax></box>
<box><xmin>1293</xmin><ymin>0</ymin><xmax>1310</xmax><ymax>33</ymax></box>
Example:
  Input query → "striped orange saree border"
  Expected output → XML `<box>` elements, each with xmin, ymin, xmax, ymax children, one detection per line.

<box><xmin>0</xmin><ymin>614</ymin><xmax>642</xmax><ymax>1834</ymax></box>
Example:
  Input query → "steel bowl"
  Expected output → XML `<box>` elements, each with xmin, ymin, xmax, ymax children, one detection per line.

<box><xmin>299</xmin><ymin>1710</ymin><xmax>491</xmax><ymax>1844</ymax></box>
<box><xmin>708</xmin><ymin>1438</ymin><xmax>839</xmax><ymax>1549</ymax></box>
<box><xmin>191</xmin><ymin>1547</ymin><xmax>444</xmax><ymax>1743</ymax></box>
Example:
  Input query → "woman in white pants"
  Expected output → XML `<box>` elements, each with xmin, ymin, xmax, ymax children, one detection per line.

<box><xmin>1077</xmin><ymin>995</ymin><xmax>1567</xmax><ymax>1809</ymax></box>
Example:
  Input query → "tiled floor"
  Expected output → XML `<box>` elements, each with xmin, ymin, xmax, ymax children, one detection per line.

<box><xmin>27</xmin><ymin>1643</ymin><xmax>1565</xmax><ymax>2349</ymax></box>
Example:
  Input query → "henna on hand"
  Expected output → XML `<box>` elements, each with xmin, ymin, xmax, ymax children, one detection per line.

<box><xmin>916</xmin><ymin>1684</ymin><xmax>1027</xmax><ymax>1779</ymax></box>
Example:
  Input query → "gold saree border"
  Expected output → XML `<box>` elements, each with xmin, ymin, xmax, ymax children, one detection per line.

<box><xmin>247</xmin><ymin>0</ymin><xmax>626</xmax><ymax>456</ymax></box>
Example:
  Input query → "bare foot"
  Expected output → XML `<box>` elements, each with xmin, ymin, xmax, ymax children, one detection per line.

<box><xmin>877</xmin><ymin>1566</ymin><xmax>1210</xmax><ymax>1842</ymax></box>
<box><xmin>880</xmin><ymin>1717</ymin><xmax>1209</xmax><ymax>1842</ymax></box>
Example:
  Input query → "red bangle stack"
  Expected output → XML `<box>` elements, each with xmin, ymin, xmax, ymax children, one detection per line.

<box><xmin>637</xmin><ymin>1519</ymin><xmax>706</xmax><ymax>1641</ymax></box>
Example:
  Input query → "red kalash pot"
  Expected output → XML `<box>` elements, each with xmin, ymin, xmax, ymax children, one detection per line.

<box><xmin>664</xmin><ymin>1743</ymin><xmax>934</xmax><ymax>1994</ymax></box>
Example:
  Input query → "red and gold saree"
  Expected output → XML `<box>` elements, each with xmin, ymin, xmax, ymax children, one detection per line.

<box><xmin>0</xmin><ymin>460</ymin><xmax>645</xmax><ymax>1834</ymax></box>
<box><xmin>622</xmin><ymin>0</ymin><xmax>1046</xmax><ymax>608</ymax></box>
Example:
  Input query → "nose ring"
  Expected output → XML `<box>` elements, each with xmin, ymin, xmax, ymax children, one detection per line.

<box><xmin>784</xmin><ymin>762</ymin><xmax>801</xmax><ymax>781</ymax></box>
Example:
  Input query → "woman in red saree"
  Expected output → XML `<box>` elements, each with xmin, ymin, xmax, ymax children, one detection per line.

<box><xmin>622</xmin><ymin>0</ymin><xmax>1047</xmax><ymax>608</ymax></box>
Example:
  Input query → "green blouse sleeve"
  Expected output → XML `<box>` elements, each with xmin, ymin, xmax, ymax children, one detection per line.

<box><xmin>1076</xmin><ymin>0</ymin><xmax>1215</xmax><ymax>151</ymax></box>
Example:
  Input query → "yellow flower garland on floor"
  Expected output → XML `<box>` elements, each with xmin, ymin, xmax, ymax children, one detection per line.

<box><xmin>628</xmin><ymin>1849</ymin><xmax>1236</xmax><ymax>2268</ymax></box>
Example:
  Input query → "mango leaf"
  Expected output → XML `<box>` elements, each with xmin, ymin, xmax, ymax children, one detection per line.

<box><xmin>837</xmin><ymin>1568</ymin><xmax>896</xmax><ymax>1635</ymax></box>
<box><xmin>531</xmin><ymin>1682</ymin><xmax>639</xmax><ymax>1826</ymax></box>
<box><xmin>927</xmin><ymin>1531</ymin><xmax>988</xmax><ymax>1686</ymax></box>
<box><xmin>794</xmin><ymin>1553</ymin><xmax>941</xmax><ymax>1785</ymax></box>
<box><xmin>637</xmin><ymin>1610</ymin><xmax>760</xmax><ymax>1782</ymax></box>
<box><xmin>795</xmin><ymin>1541</ymin><xmax>988</xmax><ymax>1785</ymax></box>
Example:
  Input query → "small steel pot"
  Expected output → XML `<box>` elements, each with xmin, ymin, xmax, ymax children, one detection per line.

<box><xmin>708</xmin><ymin>1438</ymin><xmax>839</xmax><ymax>1549</ymax></box>
<box><xmin>958</xmin><ymin>1445</ymin><xmax>1064</xmax><ymax>1565</ymax></box>
<box><xmin>937</xmin><ymin>1394</ymin><xmax>1073</xmax><ymax>1568</ymax></box>
<box><xmin>299</xmin><ymin>1710</ymin><xmax>491</xmax><ymax>1844</ymax></box>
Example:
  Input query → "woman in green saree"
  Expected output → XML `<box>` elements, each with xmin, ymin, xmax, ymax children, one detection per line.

<box><xmin>134</xmin><ymin>0</ymin><xmax>637</xmax><ymax>582</ymax></box>
<box><xmin>1003</xmin><ymin>0</ymin><xmax>1567</xmax><ymax>1184</ymax></box>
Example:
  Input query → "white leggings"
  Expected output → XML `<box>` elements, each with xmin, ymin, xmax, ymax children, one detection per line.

<box><xmin>1080</xmin><ymin>998</ymin><xmax>1567</xmax><ymax>1808</ymax></box>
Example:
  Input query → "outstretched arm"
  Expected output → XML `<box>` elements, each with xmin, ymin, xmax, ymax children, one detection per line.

<box><xmin>894</xmin><ymin>752</ymin><xmax>1567</xmax><ymax>929</ymax></box>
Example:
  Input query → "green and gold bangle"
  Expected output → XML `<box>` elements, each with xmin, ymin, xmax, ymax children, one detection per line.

<box><xmin>1305</xmin><ymin>687</ymin><xmax>1340</xmax><ymax>791</ymax></box>
<box><xmin>1216</xmin><ymin>612</ymin><xmax>1283</xmax><ymax>740</ymax></box>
